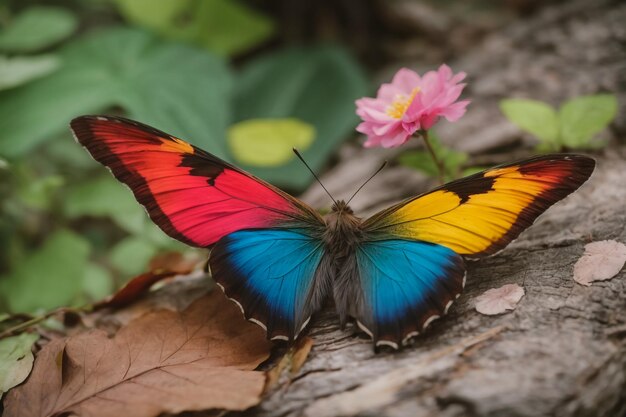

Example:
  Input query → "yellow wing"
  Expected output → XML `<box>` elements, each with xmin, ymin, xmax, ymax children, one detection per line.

<box><xmin>363</xmin><ymin>154</ymin><xmax>595</xmax><ymax>258</ymax></box>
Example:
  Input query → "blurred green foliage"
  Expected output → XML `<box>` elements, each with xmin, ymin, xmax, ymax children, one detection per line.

<box><xmin>398</xmin><ymin>132</ymin><xmax>471</xmax><ymax>182</ymax></box>
<box><xmin>500</xmin><ymin>94</ymin><xmax>617</xmax><ymax>151</ymax></box>
<box><xmin>0</xmin><ymin>1</ymin><xmax>367</xmax><ymax>314</ymax></box>
<box><xmin>114</xmin><ymin>0</ymin><xmax>275</xmax><ymax>56</ymax></box>
<box><xmin>0</xmin><ymin>6</ymin><xmax>77</xmax><ymax>53</ymax></box>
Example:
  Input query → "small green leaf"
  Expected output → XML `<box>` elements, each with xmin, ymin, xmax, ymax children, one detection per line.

<box><xmin>0</xmin><ymin>230</ymin><xmax>90</xmax><ymax>313</ymax></box>
<box><xmin>500</xmin><ymin>99</ymin><xmax>559</xmax><ymax>145</ymax></box>
<box><xmin>229</xmin><ymin>118</ymin><xmax>315</xmax><ymax>167</ymax></box>
<box><xmin>0</xmin><ymin>7</ymin><xmax>77</xmax><ymax>52</ymax></box>
<box><xmin>112</xmin><ymin>0</ymin><xmax>190</xmax><ymax>33</ymax></box>
<box><xmin>110</xmin><ymin>237</ymin><xmax>159</xmax><ymax>277</ymax></box>
<box><xmin>461</xmin><ymin>166</ymin><xmax>489</xmax><ymax>177</ymax></box>
<box><xmin>0</xmin><ymin>55</ymin><xmax>61</xmax><ymax>91</ymax></box>
<box><xmin>399</xmin><ymin>133</ymin><xmax>468</xmax><ymax>181</ymax></box>
<box><xmin>399</xmin><ymin>151</ymin><xmax>439</xmax><ymax>177</ymax></box>
<box><xmin>83</xmin><ymin>263</ymin><xmax>114</xmax><ymax>301</ymax></box>
<box><xmin>559</xmin><ymin>94</ymin><xmax>618</xmax><ymax>148</ymax></box>
<box><xmin>191</xmin><ymin>0</ymin><xmax>275</xmax><ymax>56</ymax></box>
<box><xmin>0</xmin><ymin>27</ymin><xmax>232</xmax><ymax>159</ymax></box>
<box><xmin>0</xmin><ymin>333</ymin><xmax>39</xmax><ymax>399</ymax></box>
<box><xmin>64</xmin><ymin>175</ymin><xmax>145</xmax><ymax>232</ymax></box>
<box><xmin>114</xmin><ymin>0</ymin><xmax>274</xmax><ymax>56</ymax></box>
<box><xmin>234</xmin><ymin>45</ymin><xmax>367</xmax><ymax>190</ymax></box>
<box><xmin>16</xmin><ymin>174</ymin><xmax>64</xmax><ymax>210</ymax></box>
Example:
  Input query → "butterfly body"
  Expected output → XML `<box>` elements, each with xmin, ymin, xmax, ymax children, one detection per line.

<box><xmin>71</xmin><ymin>115</ymin><xmax>595</xmax><ymax>349</ymax></box>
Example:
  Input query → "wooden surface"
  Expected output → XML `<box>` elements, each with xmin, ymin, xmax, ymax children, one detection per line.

<box><xmin>239</xmin><ymin>1</ymin><xmax>626</xmax><ymax>416</ymax></box>
<box><xmin>241</xmin><ymin>151</ymin><xmax>626</xmax><ymax>417</ymax></box>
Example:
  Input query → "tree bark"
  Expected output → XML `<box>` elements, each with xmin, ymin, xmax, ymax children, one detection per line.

<box><xmin>241</xmin><ymin>1</ymin><xmax>626</xmax><ymax>416</ymax></box>
<box><xmin>243</xmin><ymin>148</ymin><xmax>626</xmax><ymax>417</ymax></box>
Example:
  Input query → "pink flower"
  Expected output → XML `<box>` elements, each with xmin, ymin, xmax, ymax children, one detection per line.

<box><xmin>356</xmin><ymin>64</ymin><xmax>470</xmax><ymax>148</ymax></box>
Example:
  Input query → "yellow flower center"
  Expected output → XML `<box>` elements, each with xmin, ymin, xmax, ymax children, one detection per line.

<box><xmin>386</xmin><ymin>87</ymin><xmax>421</xmax><ymax>119</ymax></box>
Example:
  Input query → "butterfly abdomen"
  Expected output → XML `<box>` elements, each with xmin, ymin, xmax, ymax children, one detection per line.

<box><xmin>323</xmin><ymin>201</ymin><xmax>366</xmax><ymax>327</ymax></box>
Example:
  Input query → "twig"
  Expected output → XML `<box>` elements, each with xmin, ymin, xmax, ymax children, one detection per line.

<box><xmin>0</xmin><ymin>306</ymin><xmax>89</xmax><ymax>339</ymax></box>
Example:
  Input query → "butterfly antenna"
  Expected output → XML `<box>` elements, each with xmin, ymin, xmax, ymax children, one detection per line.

<box><xmin>346</xmin><ymin>160</ymin><xmax>388</xmax><ymax>205</ymax></box>
<box><xmin>293</xmin><ymin>148</ymin><xmax>337</xmax><ymax>205</ymax></box>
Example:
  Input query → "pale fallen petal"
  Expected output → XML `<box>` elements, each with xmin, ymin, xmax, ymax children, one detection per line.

<box><xmin>573</xmin><ymin>240</ymin><xmax>626</xmax><ymax>286</ymax></box>
<box><xmin>475</xmin><ymin>284</ymin><xmax>525</xmax><ymax>315</ymax></box>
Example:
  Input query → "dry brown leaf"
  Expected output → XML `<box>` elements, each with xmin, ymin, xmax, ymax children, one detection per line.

<box><xmin>264</xmin><ymin>337</ymin><xmax>314</xmax><ymax>393</ymax></box>
<box><xmin>265</xmin><ymin>353</ymin><xmax>290</xmax><ymax>393</ymax></box>
<box><xmin>573</xmin><ymin>240</ymin><xmax>626</xmax><ymax>286</ymax></box>
<box><xmin>148</xmin><ymin>250</ymin><xmax>203</xmax><ymax>274</ymax></box>
<box><xmin>3</xmin><ymin>291</ymin><xmax>272</xmax><ymax>417</ymax></box>
<box><xmin>290</xmin><ymin>337</ymin><xmax>314</xmax><ymax>375</ymax></box>
<box><xmin>475</xmin><ymin>284</ymin><xmax>525</xmax><ymax>315</ymax></box>
<box><xmin>95</xmin><ymin>251</ymin><xmax>202</xmax><ymax>310</ymax></box>
<box><xmin>94</xmin><ymin>270</ymin><xmax>179</xmax><ymax>309</ymax></box>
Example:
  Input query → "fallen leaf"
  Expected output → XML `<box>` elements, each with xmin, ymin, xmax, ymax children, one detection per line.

<box><xmin>94</xmin><ymin>271</ymin><xmax>178</xmax><ymax>309</ymax></box>
<box><xmin>265</xmin><ymin>353</ymin><xmax>290</xmax><ymax>393</ymax></box>
<box><xmin>265</xmin><ymin>337</ymin><xmax>314</xmax><ymax>392</ymax></box>
<box><xmin>475</xmin><ymin>284</ymin><xmax>525</xmax><ymax>315</ymax></box>
<box><xmin>573</xmin><ymin>240</ymin><xmax>626</xmax><ymax>286</ymax></box>
<box><xmin>290</xmin><ymin>337</ymin><xmax>314</xmax><ymax>375</ymax></box>
<box><xmin>95</xmin><ymin>251</ymin><xmax>201</xmax><ymax>310</ymax></box>
<box><xmin>148</xmin><ymin>251</ymin><xmax>202</xmax><ymax>274</ymax></box>
<box><xmin>0</xmin><ymin>333</ymin><xmax>39</xmax><ymax>399</ymax></box>
<box><xmin>3</xmin><ymin>291</ymin><xmax>272</xmax><ymax>417</ymax></box>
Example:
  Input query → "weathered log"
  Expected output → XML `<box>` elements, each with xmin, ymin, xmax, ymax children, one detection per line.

<box><xmin>241</xmin><ymin>0</ymin><xmax>626</xmax><ymax>414</ymax></box>
<box><xmin>242</xmin><ymin>142</ymin><xmax>626</xmax><ymax>417</ymax></box>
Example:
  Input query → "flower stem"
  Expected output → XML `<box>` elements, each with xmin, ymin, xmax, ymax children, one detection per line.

<box><xmin>420</xmin><ymin>130</ymin><xmax>446</xmax><ymax>184</ymax></box>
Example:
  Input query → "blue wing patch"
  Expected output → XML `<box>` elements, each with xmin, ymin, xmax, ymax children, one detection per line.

<box><xmin>352</xmin><ymin>239</ymin><xmax>465</xmax><ymax>348</ymax></box>
<box><xmin>209</xmin><ymin>229</ymin><xmax>327</xmax><ymax>341</ymax></box>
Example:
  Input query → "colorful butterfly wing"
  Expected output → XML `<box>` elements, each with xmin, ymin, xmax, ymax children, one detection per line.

<box><xmin>336</xmin><ymin>239</ymin><xmax>465</xmax><ymax>348</ymax></box>
<box><xmin>70</xmin><ymin>116</ymin><xmax>324</xmax><ymax>247</ymax></box>
<box><xmin>347</xmin><ymin>154</ymin><xmax>594</xmax><ymax>347</ymax></box>
<box><xmin>209</xmin><ymin>229</ymin><xmax>329</xmax><ymax>341</ymax></box>
<box><xmin>363</xmin><ymin>154</ymin><xmax>595</xmax><ymax>258</ymax></box>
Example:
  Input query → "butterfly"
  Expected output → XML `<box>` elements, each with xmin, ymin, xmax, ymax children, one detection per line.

<box><xmin>70</xmin><ymin>115</ymin><xmax>595</xmax><ymax>349</ymax></box>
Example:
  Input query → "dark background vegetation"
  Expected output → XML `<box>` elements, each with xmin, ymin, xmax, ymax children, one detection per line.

<box><xmin>0</xmin><ymin>0</ymin><xmax>620</xmax><ymax>316</ymax></box>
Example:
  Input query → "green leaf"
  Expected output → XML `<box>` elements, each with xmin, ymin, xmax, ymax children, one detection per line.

<box><xmin>112</xmin><ymin>0</ymin><xmax>190</xmax><ymax>33</ymax></box>
<box><xmin>461</xmin><ymin>166</ymin><xmax>489</xmax><ymax>177</ymax></box>
<box><xmin>229</xmin><ymin>118</ymin><xmax>315</xmax><ymax>167</ymax></box>
<box><xmin>0</xmin><ymin>55</ymin><xmax>61</xmax><ymax>91</ymax></box>
<box><xmin>17</xmin><ymin>174</ymin><xmax>64</xmax><ymax>210</ymax></box>
<box><xmin>234</xmin><ymin>45</ymin><xmax>367</xmax><ymax>190</ymax></box>
<box><xmin>0</xmin><ymin>333</ymin><xmax>39</xmax><ymax>399</ymax></box>
<box><xmin>0</xmin><ymin>230</ymin><xmax>90</xmax><ymax>313</ymax></box>
<box><xmin>399</xmin><ymin>133</ymin><xmax>468</xmax><ymax>181</ymax></box>
<box><xmin>0</xmin><ymin>6</ymin><xmax>77</xmax><ymax>53</ymax></box>
<box><xmin>109</xmin><ymin>236</ymin><xmax>159</xmax><ymax>277</ymax></box>
<box><xmin>500</xmin><ymin>99</ymin><xmax>559</xmax><ymax>146</ymax></box>
<box><xmin>83</xmin><ymin>263</ymin><xmax>114</xmax><ymax>301</ymax></box>
<box><xmin>190</xmin><ymin>0</ymin><xmax>275</xmax><ymax>56</ymax></box>
<box><xmin>559</xmin><ymin>94</ymin><xmax>618</xmax><ymax>148</ymax></box>
<box><xmin>114</xmin><ymin>0</ymin><xmax>274</xmax><ymax>56</ymax></box>
<box><xmin>0</xmin><ymin>27</ymin><xmax>232</xmax><ymax>159</ymax></box>
<box><xmin>64</xmin><ymin>175</ymin><xmax>145</xmax><ymax>233</ymax></box>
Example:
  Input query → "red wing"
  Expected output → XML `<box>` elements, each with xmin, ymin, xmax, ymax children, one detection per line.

<box><xmin>70</xmin><ymin>116</ymin><xmax>323</xmax><ymax>247</ymax></box>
